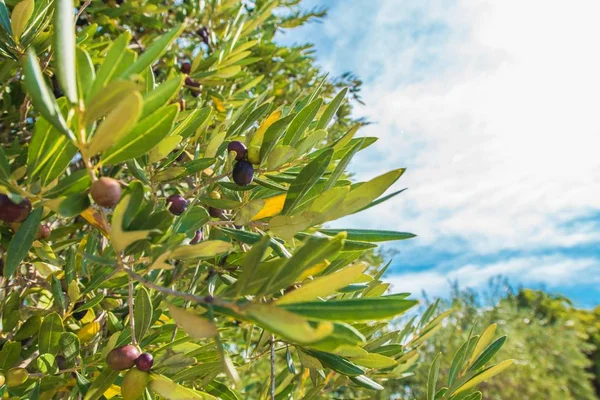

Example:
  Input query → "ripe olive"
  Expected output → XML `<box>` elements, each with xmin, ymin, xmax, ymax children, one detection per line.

<box><xmin>0</xmin><ymin>195</ymin><xmax>32</xmax><ymax>223</ymax></box>
<box><xmin>181</xmin><ymin>62</ymin><xmax>191</xmax><ymax>74</ymax></box>
<box><xmin>190</xmin><ymin>229</ymin><xmax>204</xmax><ymax>244</ymax></box>
<box><xmin>232</xmin><ymin>160</ymin><xmax>254</xmax><ymax>186</ymax></box>
<box><xmin>227</xmin><ymin>141</ymin><xmax>247</xmax><ymax>160</ymax></box>
<box><xmin>135</xmin><ymin>353</ymin><xmax>153</xmax><ymax>372</ymax></box>
<box><xmin>166</xmin><ymin>195</ymin><xmax>188</xmax><ymax>216</ymax></box>
<box><xmin>72</xmin><ymin>302</ymin><xmax>87</xmax><ymax>321</ymax></box>
<box><xmin>106</xmin><ymin>344</ymin><xmax>141</xmax><ymax>371</ymax></box>
<box><xmin>90</xmin><ymin>177</ymin><xmax>122</xmax><ymax>208</ymax></box>
<box><xmin>36</xmin><ymin>224</ymin><xmax>51</xmax><ymax>240</ymax></box>
<box><xmin>185</xmin><ymin>77</ymin><xmax>201</xmax><ymax>97</ymax></box>
<box><xmin>208</xmin><ymin>207</ymin><xmax>224</xmax><ymax>219</ymax></box>
<box><xmin>55</xmin><ymin>355</ymin><xmax>68</xmax><ymax>370</ymax></box>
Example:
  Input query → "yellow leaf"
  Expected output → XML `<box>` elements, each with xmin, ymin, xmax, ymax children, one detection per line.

<box><xmin>77</xmin><ymin>321</ymin><xmax>100</xmax><ymax>343</ymax></box>
<box><xmin>148</xmin><ymin>373</ymin><xmax>215</xmax><ymax>399</ymax></box>
<box><xmin>149</xmin><ymin>135</ymin><xmax>182</xmax><ymax>163</ymax></box>
<box><xmin>204</xmin><ymin>131</ymin><xmax>225</xmax><ymax>158</ymax></box>
<box><xmin>111</xmin><ymin>195</ymin><xmax>153</xmax><ymax>252</ymax></box>
<box><xmin>80</xmin><ymin>207</ymin><xmax>109</xmax><ymax>235</ymax></box>
<box><xmin>170</xmin><ymin>240</ymin><xmax>232</xmax><ymax>260</ymax></box>
<box><xmin>87</xmin><ymin>91</ymin><xmax>143</xmax><ymax>156</ymax></box>
<box><xmin>103</xmin><ymin>384</ymin><xmax>121</xmax><ymax>399</ymax></box>
<box><xmin>269</xmin><ymin>214</ymin><xmax>313</xmax><ymax>241</ymax></box>
<box><xmin>277</xmin><ymin>263</ymin><xmax>367</xmax><ymax>305</ymax></box>
<box><xmin>250</xmin><ymin>194</ymin><xmax>286</xmax><ymax>221</ymax></box>
<box><xmin>213</xmin><ymin>65</ymin><xmax>241</xmax><ymax>79</ymax></box>
<box><xmin>166</xmin><ymin>303</ymin><xmax>217</xmax><ymax>339</ymax></box>
<box><xmin>453</xmin><ymin>360</ymin><xmax>514</xmax><ymax>395</ymax></box>
<box><xmin>470</xmin><ymin>323</ymin><xmax>497</xmax><ymax>363</ymax></box>
<box><xmin>297</xmin><ymin>261</ymin><xmax>330</xmax><ymax>281</ymax></box>
<box><xmin>247</xmin><ymin>110</ymin><xmax>282</xmax><ymax>164</ymax></box>
<box><xmin>10</xmin><ymin>0</ymin><xmax>34</xmax><ymax>43</ymax></box>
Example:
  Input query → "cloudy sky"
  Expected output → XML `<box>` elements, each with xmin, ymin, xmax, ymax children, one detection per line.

<box><xmin>278</xmin><ymin>0</ymin><xmax>600</xmax><ymax>306</ymax></box>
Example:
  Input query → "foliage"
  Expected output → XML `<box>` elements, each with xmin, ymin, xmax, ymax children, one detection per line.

<box><xmin>392</xmin><ymin>283</ymin><xmax>599</xmax><ymax>400</ymax></box>
<box><xmin>0</xmin><ymin>0</ymin><xmax>511</xmax><ymax>399</ymax></box>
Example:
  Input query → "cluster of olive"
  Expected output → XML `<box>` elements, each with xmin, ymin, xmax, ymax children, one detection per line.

<box><xmin>106</xmin><ymin>345</ymin><xmax>153</xmax><ymax>400</ymax></box>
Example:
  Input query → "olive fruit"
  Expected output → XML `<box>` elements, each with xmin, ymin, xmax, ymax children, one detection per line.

<box><xmin>106</xmin><ymin>345</ymin><xmax>141</xmax><ymax>371</ymax></box>
<box><xmin>101</xmin><ymin>297</ymin><xmax>123</xmax><ymax>310</ymax></box>
<box><xmin>185</xmin><ymin>77</ymin><xmax>201</xmax><ymax>97</ymax></box>
<box><xmin>208</xmin><ymin>207</ymin><xmax>224</xmax><ymax>219</ymax></box>
<box><xmin>0</xmin><ymin>372</ymin><xmax>4</xmax><ymax>387</ymax></box>
<box><xmin>166</xmin><ymin>194</ymin><xmax>188</xmax><ymax>215</ymax></box>
<box><xmin>0</xmin><ymin>259</ymin><xmax>4</xmax><ymax>277</ymax></box>
<box><xmin>197</xmin><ymin>27</ymin><xmax>210</xmax><ymax>45</ymax></box>
<box><xmin>55</xmin><ymin>355</ymin><xmax>68</xmax><ymax>370</ymax></box>
<box><xmin>90</xmin><ymin>177</ymin><xmax>122</xmax><ymax>208</ymax></box>
<box><xmin>227</xmin><ymin>141</ymin><xmax>247</xmax><ymax>160</ymax></box>
<box><xmin>190</xmin><ymin>229</ymin><xmax>204</xmax><ymax>244</ymax></box>
<box><xmin>36</xmin><ymin>224</ymin><xmax>51</xmax><ymax>240</ymax></box>
<box><xmin>232</xmin><ymin>160</ymin><xmax>254</xmax><ymax>186</ymax></box>
<box><xmin>247</xmin><ymin>145</ymin><xmax>261</xmax><ymax>165</ymax></box>
<box><xmin>121</xmin><ymin>368</ymin><xmax>148</xmax><ymax>400</ymax></box>
<box><xmin>181</xmin><ymin>62</ymin><xmax>191</xmax><ymax>74</ymax></box>
<box><xmin>51</xmin><ymin>75</ymin><xmax>64</xmax><ymax>99</ymax></box>
<box><xmin>135</xmin><ymin>353</ymin><xmax>154</xmax><ymax>372</ymax></box>
<box><xmin>0</xmin><ymin>195</ymin><xmax>32</xmax><ymax>223</ymax></box>
<box><xmin>209</xmin><ymin>191</ymin><xmax>221</xmax><ymax>200</ymax></box>
<box><xmin>72</xmin><ymin>302</ymin><xmax>87</xmax><ymax>320</ymax></box>
<box><xmin>5</xmin><ymin>368</ymin><xmax>28</xmax><ymax>387</ymax></box>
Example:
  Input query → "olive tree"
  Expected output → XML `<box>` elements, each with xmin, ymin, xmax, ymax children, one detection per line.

<box><xmin>0</xmin><ymin>0</ymin><xmax>510</xmax><ymax>398</ymax></box>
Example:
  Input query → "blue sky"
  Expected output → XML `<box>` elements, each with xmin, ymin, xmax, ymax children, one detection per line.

<box><xmin>278</xmin><ymin>0</ymin><xmax>600</xmax><ymax>307</ymax></box>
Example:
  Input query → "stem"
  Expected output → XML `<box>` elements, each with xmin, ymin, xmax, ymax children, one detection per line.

<box><xmin>128</xmin><ymin>274</ymin><xmax>137</xmax><ymax>345</ymax></box>
<box><xmin>270</xmin><ymin>334</ymin><xmax>276</xmax><ymax>400</ymax></box>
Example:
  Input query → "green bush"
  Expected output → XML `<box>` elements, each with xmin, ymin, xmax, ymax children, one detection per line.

<box><xmin>0</xmin><ymin>0</ymin><xmax>511</xmax><ymax>398</ymax></box>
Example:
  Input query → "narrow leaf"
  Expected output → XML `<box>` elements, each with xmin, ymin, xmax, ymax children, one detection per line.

<box><xmin>54</xmin><ymin>0</ymin><xmax>78</xmax><ymax>103</ymax></box>
<box><xmin>5</xmin><ymin>207</ymin><xmax>42</xmax><ymax>277</ymax></box>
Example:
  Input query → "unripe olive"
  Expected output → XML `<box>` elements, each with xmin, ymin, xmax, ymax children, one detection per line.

<box><xmin>227</xmin><ymin>141</ymin><xmax>247</xmax><ymax>161</ymax></box>
<box><xmin>0</xmin><ymin>195</ymin><xmax>32</xmax><ymax>223</ymax></box>
<box><xmin>166</xmin><ymin>194</ymin><xmax>188</xmax><ymax>216</ymax></box>
<box><xmin>232</xmin><ymin>160</ymin><xmax>254</xmax><ymax>186</ymax></box>
<box><xmin>90</xmin><ymin>177</ymin><xmax>122</xmax><ymax>208</ymax></box>
<box><xmin>101</xmin><ymin>298</ymin><xmax>123</xmax><ymax>310</ymax></box>
<box><xmin>0</xmin><ymin>372</ymin><xmax>5</xmax><ymax>387</ymax></box>
<box><xmin>209</xmin><ymin>191</ymin><xmax>221</xmax><ymax>200</ymax></box>
<box><xmin>121</xmin><ymin>368</ymin><xmax>148</xmax><ymax>400</ymax></box>
<box><xmin>247</xmin><ymin>145</ymin><xmax>261</xmax><ymax>165</ymax></box>
<box><xmin>106</xmin><ymin>344</ymin><xmax>141</xmax><ymax>371</ymax></box>
<box><xmin>135</xmin><ymin>353</ymin><xmax>153</xmax><ymax>372</ymax></box>
<box><xmin>6</xmin><ymin>368</ymin><xmax>28</xmax><ymax>387</ymax></box>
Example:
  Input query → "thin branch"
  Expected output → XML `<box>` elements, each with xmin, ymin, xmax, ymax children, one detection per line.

<box><xmin>128</xmin><ymin>274</ymin><xmax>137</xmax><ymax>345</ymax></box>
<box><xmin>270</xmin><ymin>334</ymin><xmax>276</xmax><ymax>400</ymax></box>
<box><xmin>75</xmin><ymin>0</ymin><xmax>92</xmax><ymax>22</ymax></box>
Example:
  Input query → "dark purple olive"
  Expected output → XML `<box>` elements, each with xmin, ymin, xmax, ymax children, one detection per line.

<box><xmin>135</xmin><ymin>353</ymin><xmax>153</xmax><ymax>372</ymax></box>
<box><xmin>72</xmin><ymin>302</ymin><xmax>86</xmax><ymax>321</ymax></box>
<box><xmin>90</xmin><ymin>178</ymin><xmax>122</xmax><ymax>208</ymax></box>
<box><xmin>185</xmin><ymin>77</ymin><xmax>201</xmax><ymax>98</ymax></box>
<box><xmin>190</xmin><ymin>229</ymin><xmax>204</xmax><ymax>244</ymax></box>
<box><xmin>197</xmin><ymin>27</ymin><xmax>210</xmax><ymax>45</ymax></box>
<box><xmin>181</xmin><ymin>62</ymin><xmax>191</xmax><ymax>74</ymax></box>
<box><xmin>55</xmin><ymin>355</ymin><xmax>68</xmax><ymax>370</ymax></box>
<box><xmin>51</xmin><ymin>75</ymin><xmax>64</xmax><ymax>99</ymax></box>
<box><xmin>0</xmin><ymin>195</ymin><xmax>32</xmax><ymax>223</ymax></box>
<box><xmin>166</xmin><ymin>195</ymin><xmax>188</xmax><ymax>216</ymax></box>
<box><xmin>227</xmin><ymin>141</ymin><xmax>247</xmax><ymax>161</ymax></box>
<box><xmin>232</xmin><ymin>160</ymin><xmax>254</xmax><ymax>186</ymax></box>
<box><xmin>208</xmin><ymin>207</ymin><xmax>224</xmax><ymax>219</ymax></box>
<box><xmin>0</xmin><ymin>259</ymin><xmax>3</xmax><ymax>277</ymax></box>
<box><xmin>106</xmin><ymin>345</ymin><xmax>141</xmax><ymax>371</ymax></box>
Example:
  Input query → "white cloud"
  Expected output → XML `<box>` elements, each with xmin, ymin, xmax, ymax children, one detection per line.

<box><xmin>281</xmin><ymin>0</ymin><xmax>600</xmax><ymax>300</ymax></box>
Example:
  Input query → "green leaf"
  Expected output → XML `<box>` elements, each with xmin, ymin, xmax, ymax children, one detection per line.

<box><xmin>142</xmin><ymin>75</ymin><xmax>184</xmax><ymax>119</ymax></box>
<box><xmin>277</xmin><ymin>263</ymin><xmax>366</xmax><ymax>305</ymax></box>
<box><xmin>0</xmin><ymin>0</ymin><xmax>12</xmax><ymax>37</ymax></box>
<box><xmin>259</xmin><ymin>114</ymin><xmax>295</xmax><ymax>163</ymax></box>
<box><xmin>35</xmin><ymin>353</ymin><xmax>58</xmax><ymax>375</ymax></box>
<box><xmin>284</xmin><ymin>98</ymin><xmax>323</xmax><ymax>145</ymax></box>
<box><xmin>317</xmin><ymin>228</ymin><xmax>416</xmax><ymax>242</ymax></box>
<box><xmin>59</xmin><ymin>332</ymin><xmax>80</xmax><ymax>366</ymax></box>
<box><xmin>349</xmin><ymin>375</ymin><xmax>384</xmax><ymax>391</ymax></box>
<box><xmin>54</xmin><ymin>0</ymin><xmax>77</xmax><ymax>103</ymax></box>
<box><xmin>171</xmin><ymin>240</ymin><xmax>232</xmax><ymax>260</ymax></box>
<box><xmin>87</xmin><ymin>89</ymin><xmax>143</xmax><ymax>156</ymax></box>
<box><xmin>282</xmin><ymin>148</ymin><xmax>333</xmax><ymax>215</ymax></box>
<box><xmin>83</xmin><ymin>368</ymin><xmax>120</xmax><ymax>400</ymax></box>
<box><xmin>235</xmin><ymin>236</ymin><xmax>271</xmax><ymax>296</ymax></box>
<box><xmin>0</xmin><ymin>146</ymin><xmax>10</xmax><ymax>182</ymax></box>
<box><xmin>14</xmin><ymin>315</ymin><xmax>42</xmax><ymax>341</ymax></box>
<box><xmin>470</xmin><ymin>323</ymin><xmax>497</xmax><ymax>363</ymax></box>
<box><xmin>76</xmin><ymin>47</ymin><xmax>95</xmax><ymax>99</ymax></box>
<box><xmin>5</xmin><ymin>207</ymin><xmax>42</xmax><ymax>277</ymax></box>
<box><xmin>305</xmin><ymin>350</ymin><xmax>364</xmax><ymax>376</ymax></box>
<box><xmin>39</xmin><ymin>312</ymin><xmax>63</xmax><ymax>355</ymax></box>
<box><xmin>134</xmin><ymin>286</ymin><xmax>153</xmax><ymax>341</ymax></box>
<box><xmin>452</xmin><ymin>360</ymin><xmax>514</xmax><ymax>395</ymax></box>
<box><xmin>449</xmin><ymin>336</ymin><xmax>479</xmax><ymax>387</ymax></box>
<box><xmin>172</xmin><ymin>106</ymin><xmax>212</xmax><ymax>139</ymax></box>
<box><xmin>44</xmin><ymin>169</ymin><xmax>91</xmax><ymax>198</ymax></box>
<box><xmin>10</xmin><ymin>0</ymin><xmax>33</xmax><ymax>43</ymax></box>
<box><xmin>245</xmin><ymin>304</ymin><xmax>333</xmax><ymax>345</ymax></box>
<box><xmin>316</xmin><ymin>88</ymin><xmax>347</xmax><ymax>130</ymax></box>
<box><xmin>324</xmin><ymin>138</ymin><xmax>363</xmax><ymax>190</ymax></box>
<box><xmin>84</xmin><ymin>80</ymin><xmax>140</xmax><ymax>124</ymax></box>
<box><xmin>205</xmin><ymin>380</ymin><xmax>241</xmax><ymax>400</ymax></box>
<box><xmin>428</xmin><ymin>353</ymin><xmax>441</xmax><ymax>400</ymax></box>
<box><xmin>51</xmin><ymin>275</ymin><xmax>66</xmax><ymax>311</ymax></box>
<box><xmin>120</xmin><ymin>24</ymin><xmax>185</xmax><ymax>79</ymax></box>
<box><xmin>167</xmin><ymin>303</ymin><xmax>217</xmax><ymax>339</ymax></box>
<box><xmin>468</xmin><ymin>335</ymin><xmax>507</xmax><ymax>371</ymax></box>
<box><xmin>101</xmin><ymin>104</ymin><xmax>178</xmax><ymax>164</ymax></box>
<box><xmin>72</xmin><ymin>294</ymin><xmax>104</xmax><ymax>313</ymax></box>
<box><xmin>23</xmin><ymin>50</ymin><xmax>73</xmax><ymax>140</ymax></box>
<box><xmin>110</xmin><ymin>195</ymin><xmax>153</xmax><ymax>252</ymax></box>
<box><xmin>57</xmin><ymin>193</ymin><xmax>90</xmax><ymax>217</ymax></box>
<box><xmin>0</xmin><ymin>342</ymin><xmax>21</xmax><ymax>370</ymax></box>
<box><xmin>88</xmin><ymin>32</ymin><xmax>131</xmax><ymax>100</ymax></box>
<box><xmin>266</xmin><ymin>145</ymin><xmax>296</xmax><ymax>170</ymax></box>
<box><xmin>280</xmin><ymin>296</ymin><xmax>418</xmax><ymax>322</ymax></box>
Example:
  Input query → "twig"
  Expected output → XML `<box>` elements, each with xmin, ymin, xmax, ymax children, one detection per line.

<box><xmin>270</xmin><ymin>334</ymin><xmax>276</xmax><ymax>400</ymax></box>
<box><xmin>128</xmin><ymin>274</ymin><xmax>137</xmax><ymax>345</ymax></box>
<box><xmin>75</xmin><ymin>0</ymin><xmax>92</xmax><ymax>21</ymax></box>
